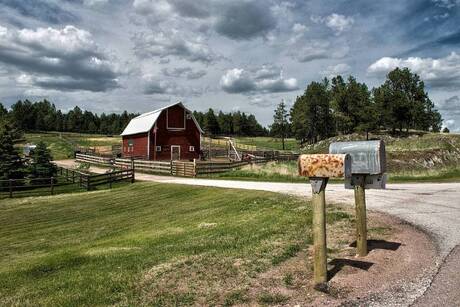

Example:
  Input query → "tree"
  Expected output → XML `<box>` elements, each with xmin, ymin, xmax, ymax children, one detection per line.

<box><xmin>291</xmin><ymin>79</ymin><xmax>333</xmax><ymax>144</ymax></box>
<box><xmin>270</xmin><ymin>101</ymin><xmax>290</xmax><ymax>150</ymax></box>
<box><xmin>443</xmin><ymin>127</ymin><xmax>450</xmax><ymax>133</ymax></box>
<box><xmin>28</xmin><ymin>141</ymin><xmax>57</xmax><ymax>180</ymax></box>
<box><xmin>0</xmin><ymin>103</ymin><xmax>7</xmax><ymax>119</ymax></box>
<box><xmin>0</xmin><ymin>123</ymin><xmax>25</xmax><ymax>181</ymax></box>
<box><xmin>203</xmin><ymin>108</ymin><xmax>220</xmax><ymax>135</ymax></box>
<box><xmin>373</xmin><ymin>67</ymin><xmax>441</xmax><ymax>133</ymax></box>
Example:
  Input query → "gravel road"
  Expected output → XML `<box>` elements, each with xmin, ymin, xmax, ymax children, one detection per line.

<box><xmin>55</xmin><ymin>160</ymin><xmax>460</xmax><ymax>305</ymax></box>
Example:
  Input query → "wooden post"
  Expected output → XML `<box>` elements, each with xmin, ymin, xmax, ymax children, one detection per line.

<box><xmin>354</xmin><ymin>175</ymin><xmax>368</xmax><ymax>257</ymax></box>
<box><xmin>9</xmin><ymin>179</ymin><xmax>13</xmax><ymax>198</ymax></box>
<box><xmin>310</xmin><ymin>177</ymin><xmax>328</xmax><ymax>288</ymax></box>
<box><xmin>131</xmin><ymin>168</ymin><xmax>135</xmax><ymax>183</ymax></box>
<box><xmin>50</xmin><ymin>177</ymin><xmax>54</xmax><ymax>195</ymax></box>
<box><xmin>109</xmin><ymin>172</ymin><xmax>112</xmax><ymax>189</ymax></box>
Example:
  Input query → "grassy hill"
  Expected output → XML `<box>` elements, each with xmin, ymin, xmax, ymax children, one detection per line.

<box><xmin>22</xmin><ymin>132</ymin><xmax>121</xmax><ymax>160</ymax></box>
<box><xmin>212</xmin><ymin>132</ymin><xmax>460</xmax><ymax>182</ymax></box>
<box><xmin>0</xmin><ymin>182</ymin><xmax>359</xmax><ymax>306</ymax></box>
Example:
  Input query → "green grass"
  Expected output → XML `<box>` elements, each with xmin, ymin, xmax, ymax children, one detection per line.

<box><xmin>22</xmin><ymin>132</ymin><xmax>122</xmax><ymax>160</ymax></box>
<box><xmin>0</xmin><ymin>182</ymin><xmax>353</xmax><ymax>306</ymax></box>
<box><xmin>234</xmin><ymin>137</ymin><xmax>300</xmax><ymax>151</ymax></box>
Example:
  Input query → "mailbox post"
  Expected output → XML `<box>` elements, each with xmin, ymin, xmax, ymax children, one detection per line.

<box><xmin>329</xmin><ymin>140</ymin><xmax>386</xmax><ymax>257</ymax></box>
<box><xmin>298</xmin><ymin>154</ymin><xmax>351</xmax><ymax>288</ymax></box>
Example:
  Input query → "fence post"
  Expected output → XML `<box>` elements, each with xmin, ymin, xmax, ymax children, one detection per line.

<box><xmin>193</xmin><ymin>159</ymin><xmax>197</xmax><ymax>177</ymax></box>
<box><xmin>86</xmin><ymin>175</ymin><xmax>91</xmax><ymax>191</ymax></box>
<box><xmin>9</xmin><ymin>179</ymin><xmax>13</xmax><ymax>198</ymax></box>
<box><xmin>131</xmin><ymin>168</ymin><xmax>135</xmax><ymax>183</ymax></box>
<box><xmin>109</xmin><ymin>172</ymin><xmax>112</xmax><ymax>189</ymax></box>
<box><xmin>50</xmin><ymin>177</ymin><xmax>54</xmax><ymax>195</ymax></box>
<box><xmin>354</xmin><ymin>175</ymin><xmax>368</xmax><ymax>257</ymax></box>
<box><xmin>170</xmin><ymin>160</ymin><xmax>173</xmax><ymax>175</ymax></box>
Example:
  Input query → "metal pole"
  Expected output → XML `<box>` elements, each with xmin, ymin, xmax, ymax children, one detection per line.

<box><xmin>354</xmin><ymin>175</ymin><xmax>368</xmax><ymax>257</ymax></box>
<box><xmin>310</xmin><ymin>177</ymin><xmax>328</xmax><ymax>289</ymax></box>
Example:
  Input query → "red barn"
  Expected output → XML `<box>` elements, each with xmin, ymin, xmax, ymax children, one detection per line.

<box><xmin>120</xmin><ymin>102</ymin><xmax>203</xmax><ymax>161</ymax></box>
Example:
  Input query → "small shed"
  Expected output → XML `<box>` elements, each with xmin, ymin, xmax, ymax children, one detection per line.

<box><xmin>120</xmin><ymin>102</ymin><xmax>203</xmax><ymax>161</ymax></box>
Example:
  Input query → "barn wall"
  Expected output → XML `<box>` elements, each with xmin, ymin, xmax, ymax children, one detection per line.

<box><xmin>151</xmin><ymin>107</ymin><xmax>200</xmax><ymax>161</ymax></box>
<box><xmin>122</xmin><ymin>132</ymin><xmax>149</xmax><ymax>159</ymax></box>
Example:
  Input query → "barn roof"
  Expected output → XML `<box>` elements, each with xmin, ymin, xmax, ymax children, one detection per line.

<box><xmin>120</xmin><ymin>102</ymin><xmax>203</xmax><ymax>136</ymax></box>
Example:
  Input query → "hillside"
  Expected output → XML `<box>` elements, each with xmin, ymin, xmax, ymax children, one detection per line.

<box><xmin>301</xmin><ymin>132</ymin><xmax>460</xmax><ymax>180</ymax></box>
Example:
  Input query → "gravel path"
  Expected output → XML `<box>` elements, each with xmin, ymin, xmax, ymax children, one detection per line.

<box><xmin>55</xmin><ymin>160</ymin><xmax>460</xmax><ymax>305</ymax></box>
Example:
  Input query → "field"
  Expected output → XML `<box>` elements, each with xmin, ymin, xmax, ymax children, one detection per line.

<box><xmin>0</xmin><ymin>182</ymin><xmax>360</xmax><ymax>306</ymax></box>
<box><xmin>22</xmin><ymin>132</ymin><xmax>122</xmax><ymax>160</ymax></box>
<box><xmin>233</xmin><ymin>136</ymin><xmax>299</xmax><ymax>151</ymax></box>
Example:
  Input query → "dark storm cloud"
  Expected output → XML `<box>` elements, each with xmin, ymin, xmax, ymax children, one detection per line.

<box><xmin>0</xmin><ymin>0</ymin><xmax>79</xmax><ymax>24</ymax></box>
<box><xmin>0</xmin><ymin>25</ymin><xmax>120</xmax><ymax>92</ymax></box>
<box><xmin>170</xmin><ymin>0</ymin><xmax>210</xmax><ymax>18</ymax></box>
<box><xmin>214</xmin><ymin>1</ymin><xmax>277</xmax><ymax>40</ymax></box>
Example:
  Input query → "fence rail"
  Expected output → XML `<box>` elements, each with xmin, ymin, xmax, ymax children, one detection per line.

<box><xmin>74</xmin><ymin>153</ymin><xmax>293</xmax><ymax>178</ymax></box>
<box><xmin>1</xmin><ymin>167</ymin><xmax>135</xmax><ymax>198</ymax></box>
<box><xmin>76</xmin><ymin>153</ymin><xmax>112</xmax><ymax>165</ymax></box>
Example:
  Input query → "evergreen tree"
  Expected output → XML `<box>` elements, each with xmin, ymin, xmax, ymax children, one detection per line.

<box><xmin>270</xmin><ymin>100</ymin><xmax>290</xmax><ymax>150</ymax></box>
<box><xmin>203</xmin><ymin>108</ymin><xmax>220</xmax><ymax>135</ymax></box>
<box><xmin>291</xmin><ymin>80</ymin><xmax>333</xmax><ymax>144</ymax></box>
<box><xmin>28</xmin><ymin>141</ymin><xmax>57</xmax><ymax>180</ymax></box>
<box><xmin>0</xmin><ymin>123</ymin><xmax>25</xmax><ymax>181</ymax></box>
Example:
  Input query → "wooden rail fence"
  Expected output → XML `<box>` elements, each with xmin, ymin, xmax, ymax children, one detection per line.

<box><xmin>75</xmin><ymin>153</ymin><xmax>291</xmax><ymax>178</ymax></box>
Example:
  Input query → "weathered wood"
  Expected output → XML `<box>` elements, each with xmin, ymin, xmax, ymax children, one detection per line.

<box><xmin>311</xmin><ymin>178</ymin><xmax>328</xmax><ymax>287</ymax></box>
<box><xmin>354</xmin><ymin>175</ymin><xmax>368</xmax><ymax>257</ymax></box>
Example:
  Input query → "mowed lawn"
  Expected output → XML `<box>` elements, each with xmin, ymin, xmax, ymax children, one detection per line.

<box><xmin>0</xmin><ymin>182</ymin><xmax>352</xmax><ymax>306</ymax></box>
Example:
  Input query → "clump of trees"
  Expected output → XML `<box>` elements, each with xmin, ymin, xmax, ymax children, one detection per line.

<box><xmin>193</xmin><ymin>109</ymin><xmax>268</xmax><ymax>137</ymax></box>
<box><xmin>271</xmin><ymin>68</ymin><xmax>443</xmax><ymax>145</ymax></box>
<box><xmin>1</xmin><ymin>100</ymin><xmax>138</xmax><ymax>135</ymax></box>
<box><xmin>0</xmin><ymin>121</ymin><xmax>56</xmax><ymax>183</ymax></box>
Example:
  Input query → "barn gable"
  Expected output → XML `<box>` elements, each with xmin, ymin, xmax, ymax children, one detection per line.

<box><xmin>120</xmin><ymin>102</ymin><xmax>203</xmax><ymax>137</ymax></box>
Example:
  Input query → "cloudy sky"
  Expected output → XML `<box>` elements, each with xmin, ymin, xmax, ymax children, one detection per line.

<box><xmin>0</xmin><ymin>0</ymin><xmax>460</xmax><ymax>130</ymax></box>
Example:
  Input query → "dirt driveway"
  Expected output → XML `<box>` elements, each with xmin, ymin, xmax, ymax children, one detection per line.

<box><xmin>56</xmin><ymin>160</ymin><xmax>460</xmax><ymax>305</ymax></box>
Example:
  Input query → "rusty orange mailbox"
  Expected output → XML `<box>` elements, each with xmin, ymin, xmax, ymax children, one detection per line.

<box><xmin>298</xmin><ymin>154</ymin><xmax>351</xmax><ymax>290</ymax></box>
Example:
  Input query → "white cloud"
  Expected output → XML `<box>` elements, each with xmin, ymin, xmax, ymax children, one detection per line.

<box><xmin>220</xmin><ymin>66</ymin><xmax>298</xmax><ymax>94</ymax></box>
<box><xmin>311</xmin><ymin>13</ymin><xmax>354</xmax><ymax>35</ymax></box>
<box><xmin>133</xmin><ymin>30</ymin><xmax>218</xmax><ymax>63</ymax></box>
<box><xmin>321</xmin><ymin>63</ymin><xmax>351</xmax><ymax>78</ymax></box>
<box><xmin>368</xmin><ymin>52</ymin><xmax>460</xmax><ymax>90</ymax></box>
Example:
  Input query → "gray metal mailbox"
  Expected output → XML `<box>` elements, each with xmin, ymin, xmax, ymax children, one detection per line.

<box><xmin>329</xmin><ymin>140</ymin><xmax>386</xmax><ymax>189</ymax></box>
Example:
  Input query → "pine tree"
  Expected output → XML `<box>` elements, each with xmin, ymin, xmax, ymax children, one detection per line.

<box><xmin>28</xmin><ymin>141</ymin><xmax>57</xmax><ymax>180</ymax></box>
<box><xmin>0</xmin><ymin>123</ymin><xmax>25</xmax><ymax>181</ymax></box>
<box><xmin>270</xmin><ymin>101</ymin><xmax>290</xmax><ymax>150</ymax></box>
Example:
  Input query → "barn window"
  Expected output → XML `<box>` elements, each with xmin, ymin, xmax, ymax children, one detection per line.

<box><xmin>156</xmin><ymin>145</ymin><xmax>162</xmax><ymax>152</ymax></box>
<box><xmin>189</xmin><ymin>146</ymin><xmax>195</xmax><ymax>152</ymax></box>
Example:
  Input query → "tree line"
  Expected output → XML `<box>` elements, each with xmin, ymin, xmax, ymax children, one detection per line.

<box><xmin>271</xmin><ymin>68</ymin><xmax>444</xmax><ymax>147</ymax></box>
<box><xmin>0</xmin><ymin>100</ymin><xmax>138</xmax><ymax>135</ymax></box>
<box><xmin>0</xmin><ymin>99</ymin><xmax>268</xmax><ymax>137</ymax></box>
<box><xmin>193</xmin><ymin>109</ymin><xmax>268</xmax><ymax>137</ymax></box>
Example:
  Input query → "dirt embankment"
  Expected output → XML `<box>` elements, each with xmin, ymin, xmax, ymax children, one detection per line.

<box><xmin>247</xmin><ymin>211</ymin><xmax>437</xmax><ymax>306</ymax></box>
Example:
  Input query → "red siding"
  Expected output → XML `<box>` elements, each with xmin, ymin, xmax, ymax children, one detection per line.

<box><xmin>152</xmin><ymin>107</ymin><xmax>200</xmax><ymax>161</ymax></box>
<box><xmin>122</xmin><ymin>132</ymin><xmax>149</xmax><ymax>159</ymax></box>
<box><xmin>122</xmin><ymin>104</ymin><xmax>201</xmax><ymax>161</ymax></box>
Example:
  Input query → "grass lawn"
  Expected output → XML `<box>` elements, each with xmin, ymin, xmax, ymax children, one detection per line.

<box><xmin>22</xmin><ymin>132</ymin><xmax>122</xmax><ymax>160</ymax></box>
<box><xmin>234</xmin><ymin>137</ymin><xmax>300</xmax><ymax>151</ymax></box>
<box><xmin>0</xmin><ymin>182</ymin><xmax>354</xmax><ymax>306</ymax></box>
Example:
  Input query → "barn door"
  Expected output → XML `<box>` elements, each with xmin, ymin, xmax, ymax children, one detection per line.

<box><xmin>171</xmin><ymin>145</ymin><xmax>181</xmax><ymax>161</ymax></box>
